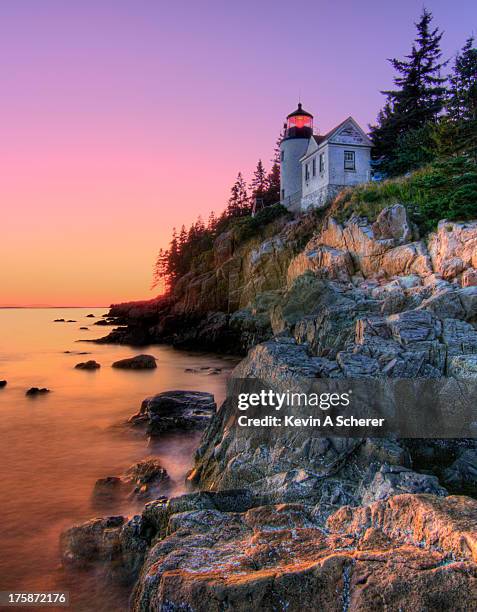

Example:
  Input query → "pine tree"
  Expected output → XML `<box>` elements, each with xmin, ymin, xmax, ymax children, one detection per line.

<box><xmin>272</xmin><ymin>127</ymin><xmax>285</xmax><ymax>165</ymax></box>
<box><xmin>178</xmin><ymin>225</ymin><xmax>187</xmax><ymax>248</ymax></box>
<box><xmin>264</xmin><ymin>163</ymin><xmax>280</xmax><ymax>205</ymax></box>
<box><xmin>227</xmin><ymin>172</ymin><xmax>249</xmax><ymax>217</ymax></box>
<box><xmin>370</xmin><ymin>9</ymin><xmax>447</xmax><ymax>174</ymax></box>
<box><xmin>207</xmin><ymin>211</ymin><xmax>217</xmax><ymax>231</ymax></box>
<box><xmin>447</xmin><ymin>36</ymin><xmax>477</xmax><ymax>122</ymax></box>
<box><xmin>250</xmin><ymin>160</ymin><xmax>267</xmax><ymax>200</ymax></box>
<box><xmin>152</xmin><ymin>247</ymin><xmax>169</xmax><ymax>290</ymax></box>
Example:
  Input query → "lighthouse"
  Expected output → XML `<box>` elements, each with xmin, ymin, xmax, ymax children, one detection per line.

<box><xmin>280</xmin><ymin>103</ymin><xmax>313</xmax><ymax>211</ymax></box>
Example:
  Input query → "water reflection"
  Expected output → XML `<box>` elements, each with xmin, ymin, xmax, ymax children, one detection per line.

<box><xmin>0</xmin><ymin>308</ymin><xmax>236</xmax><ymax>610</ymax></box>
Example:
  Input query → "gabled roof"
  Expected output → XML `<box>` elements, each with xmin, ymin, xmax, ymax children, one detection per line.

<box><xmin>301</xmin><ymin>116</ymin><xmax>371</xmax><ymax>162</ymax></box>
<box><xmin>324</xmin><ymin>116</ymin><xmax>372</xmax><ymax>146</ymax></box>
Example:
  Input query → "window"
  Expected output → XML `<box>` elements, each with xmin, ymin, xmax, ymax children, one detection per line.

<box><xmin>305</xmin><ymin>163</ymin><xmax>310</xmax><ymax>181</ymax></box>
<box><xmin>319</xmin><ymin>153</ymin><xmax>325</xmax><ymax>173</ymax></box>
<box><xmin>344</xmin><ymin>150</ymin><xmax>355</xmax><ymax>171</ymax></box>
<box><xmin>281</xmin><ymin>150</ymin><xmax>284</xmax><ymax>161</ymax></box>
<box><xmin>281</xmin><ymin>189</ymin><xmax>285</xmax><ymax>200</ymax></box>
<box><xmin>312</xmin><ymin>157</ymin><xmax>316</xmax><ymax>177</ymax></box>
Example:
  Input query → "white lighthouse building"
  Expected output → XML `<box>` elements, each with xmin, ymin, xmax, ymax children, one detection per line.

<box><xmin>280</xmin><ymin>103</ymin><xmax>372</xmax><ymax>213</ymax></box>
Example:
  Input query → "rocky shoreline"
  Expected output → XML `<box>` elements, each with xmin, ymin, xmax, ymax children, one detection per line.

<box><xmin>62</xmin><ymin>203</ymin><xmax>477</xmax><ymax>610</ymax></box>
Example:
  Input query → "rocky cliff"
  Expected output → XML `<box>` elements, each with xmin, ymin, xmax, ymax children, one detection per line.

<box><xmin>80</xmin><ymin>198</ymin><xmax>477</xmax><ymax>610</ymax></box>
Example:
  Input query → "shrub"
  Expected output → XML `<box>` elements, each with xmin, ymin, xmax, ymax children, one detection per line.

<box><xmin>338</xmin><ymin>156</ymin><xmax>477</xmax><ymax>232</ymax></box>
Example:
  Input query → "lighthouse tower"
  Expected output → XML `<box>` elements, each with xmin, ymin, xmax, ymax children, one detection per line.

<box><xmin>280</xmin><ymin>103</ymin><xmax>313</xmax><ymax>211</ymax></box>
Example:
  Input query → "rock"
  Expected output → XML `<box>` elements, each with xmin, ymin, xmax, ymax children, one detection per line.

<box><xmin>184</xmin><ymin>366</ymin><xmax>222</xmax><ymax>375</ymax></box>
<box><xmin>86</xmin><ymin>313</ymin><xmax>96</xmax><ymax>317</ymax></box>
<box><xmin>75</xmin><ymin>360</ymin><xmax>100</xmax><ymax>370</ymax></box>
<box><xmin>123</xmin><ymin>458</ymin><xmax>172</xmax><ymax>500</ymax></box>
<box><xmin>428</xmin><ymin>219</ymin><xmax>477</xmax><ymax>277</ymax></box>
<box><xmin>133</xmin><ymin>390</ymin><xmax>216</xmax><ymax>436</ymax></box>
<box><xmin>462</xmin><ymin>268</ymin><xmax>477</xmax><ymax>287</ymax></box>
<box><xmin>287</xmin><ymin>245</ymin><xmax>354</xmax><ymax>284</ymax></box>
<box><xmin>387</xmin><ymin>310</ymin><xmax>439</xmax><ymax>345</ymax></box>
<box><xmin>25</xmin><ymin>387</ymin><xmax>50</xmax><ymax>396</ymax></box>
<box><xmin>112</xmin><ymin>354</ymin><xmax>157</xmax><ymax>369</ymax></box>
<box><xmin>371</xmin><ymin>203</ymin><xmax>414</xmax><ymax>243</ymax></box>
<box><xmin>380</xmin><ymin>241</ymin><xmax>433</xmax><ymax>278</ymax></box>
<box><xmin>92</xmin><ymin>476</ymin><xmax>124</xmax><ymax>505</ymax></box>
<box><xmin>0</xmin><ymin>380</ymin><xmax>6</xmax><ymax>388</ymax></box>
<box><xmin>328</xmin><ymin>493</ymin><xmax>477</xmax><ymax>563</ymax></box>
<box><xmin>458</xmin><ymin>286</ymin><xmax>477</xmax><ymax>320</ymax></box>
<box><xmin>360</xmin><ymin>465</ymin><xmax>447</xmax><ymax>505</ymax></box>
<box><xmin>336</xmin><ymin>351</ymin><xmax>380</xmax><ymax>377</ymax></box>
<box><xmin>79</xmin><ymin>326</ymin><xmax>89</xmax><ymax>330</ymax></box>
<box><xmin>418</xmin><ymin>288</ymin><xmax>466</xmax><ymax>319</ymax></box>
<box><xmin>53</xmin><ymin>318</ymin><xmax>65</xmax><ymax>322</ymax></box>
<box><xmin>371</xmin><ymin>280</ymin><xmax>406</xmax><ymax>314</ymax></box>
<box><xmin>92</xmin><ymin>459</ymin><xmax>172</xmax><ymax>507</ymax></box>
<box><xmin>60</xmin><ymin>515</ymin><xmax>125</xmax><ymax>567</ymax></box>
<box><xmin>448</xmin><ymin>354</ymin><xmax>477</xmax><ymax>380</ymax></box>
<box><xmin>442</xmin><ymin>449</ymin><xmax>477</xmax><ymax>491</ymax></box>
<box><xmin>131</xmin><ymin>495</ymin><xmax>477</xmax><ymax>611</ymax></box>
<box><xmin>66</xmin><ymin>320</ymin><xmax>77</xmax><ymax>323</ymax></box>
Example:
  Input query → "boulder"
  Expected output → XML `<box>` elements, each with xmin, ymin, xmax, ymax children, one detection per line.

<box><xmin>112</xmin><ymin>354</ymin><xmax>157</xmax><ymax>369</ymax></box>
<box><xmin>458</xmin><ymin>286</ymin><xmax>477</xmax><ymax>320</ymax></box>
<box><xmin>287</xmin><ymin>246</ymin><xmax>354</xmax><ymax>284</ymax></box>
<box><xmin>60</xmin><ymin>515</ymin><xmax>125</xmax><ymax>567</ymax></box>
<box><xmin>380</xmin><ymin>241</ymin><xmax>432</xmax><ymax>277</ymax></box>
<box><xmin>418</xmin><ymin>288</ymin><xmax>466</xmax><ymax>319</ymax></box>
<box><xmin>0</xmin><ymin>380</ymin><xmax>6</xmax><ymax>388</ymax></box>
<box><xmin>448</xmin><ymin>354</ymin><xmax>477</xmax><ymax>380</ymax></box>
<box><xmin>442</xmin><ymin>449</ymin><xmax>477</xmax><ymax>491</ymax></box>
<box><xmin>86</xmin><ymin>313</ymin><xmax>96</xmax><ymax>318</ymax></box>
<box><xmin>371</xmin><ymin>203</ymin><xmax>414</xmax><ymax>243</ymax></box>
<box><xmin>25</xmin><ymin>387</ymin><xmax>50</xmax><ymax>396</ymax></box>
<box><xmin>123</xmin><ymin>458</ymin><xmax>172</xmax><ymax>500</ymax></box>
<box><xmin>428</xmin><ymin>220</ymin><xmax>477</xmax><ymax>277</ymax></box>
<box><xmin>328</xmin><ymin>493</ymin><xmax>477</xmax><ymax>563</ymax></box>
<box><xmin>131</xmin><ymin>495</ymin><xmax>477</xmax><ymax>611</ymax></box>
<box><xmin>462</xmin><ymin>268</ymin><xmax>477</xmax><ymax>287</ymax></box>
<box><xmin>92</xmin><ymin>459</ymin><xmax>172</xmax><ymax>507</ymax></box>
<box><xmin>92</xmin><ymin>476</ymin><xmax>124</xmax><ymax>505</ymax></box>
<box><xmin>360</xmin><ymin>465</ymin><xmax>447</xmax><ymax>505</ymax></box>
<box><xmin>131</xmin><ymin>390</ymin><xmax>216</xmax><ymax>436</ymax></box>
<box><xmin>75</xmin><ymin>360</ymin><xmax>100</xmax><ymax>370</ymax></box>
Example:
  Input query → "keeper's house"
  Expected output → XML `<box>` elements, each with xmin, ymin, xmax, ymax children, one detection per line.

<box><xmin>280</xmin><ymin>103</ymin><xmax>372</xmax><ymax>212</ymax></box>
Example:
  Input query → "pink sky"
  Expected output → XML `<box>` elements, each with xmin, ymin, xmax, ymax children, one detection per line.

<box><xmin>1</xmin><ymin>0</ymin><xmax>475</xmax><ymax>306</ymax></box>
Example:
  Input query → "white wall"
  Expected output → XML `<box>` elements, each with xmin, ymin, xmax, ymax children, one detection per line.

<box><xmin>327</xmin><ymin>144</ymin><xmax>370</xmax><ymax>187</ymax></box>
<box><xmin>280</xmin><ymin>138</ymin><xmax>309</xmax><ymax>204</ymax></box>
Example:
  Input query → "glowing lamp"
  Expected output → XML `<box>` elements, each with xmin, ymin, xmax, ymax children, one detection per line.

<box><xmin>284</xmin><ymin>103</ymin><xmax>313</xmax><ymax>140</ymax></box>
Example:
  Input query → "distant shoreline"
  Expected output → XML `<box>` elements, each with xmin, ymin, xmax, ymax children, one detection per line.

<box><xmin>0</xmin><ymin>306</ymin><xmax>108</xmax><ymax>309</ymax></box>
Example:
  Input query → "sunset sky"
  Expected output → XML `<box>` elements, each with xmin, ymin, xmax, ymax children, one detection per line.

<box><xmin>1</xmin><ymin>0</ymin><xmax>475</xmax><ymax>306</ymax></box>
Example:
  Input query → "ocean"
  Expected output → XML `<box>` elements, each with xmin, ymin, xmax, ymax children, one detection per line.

<box><xmin>0</xmin><ymin>308</ymin><xmax>235</xmax><ymax>610</ymax></box>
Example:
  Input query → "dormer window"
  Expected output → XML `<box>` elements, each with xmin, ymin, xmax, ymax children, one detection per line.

<box><xmin>305</xmin><ymin>163</ymin><xmax>310</xmax><ymax>181</ymax></box>
<box><xmin>344</xmin><ymin>151</ymin><xmax>355</xmax><ymax>171</ymax></box>
<box><xmin>312</xmin><ymin>157</ymin><xmax>316</xmax><ymax>177</ymax></box>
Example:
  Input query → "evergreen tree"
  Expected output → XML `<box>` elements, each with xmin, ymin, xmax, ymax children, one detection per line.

<box><xmin>370</xmin><ymin>9</ymin><xmax>447</xmax><ymax>174</ymax></box>
<box><xmin>250</xmin><ymin>159</ymin><xmax>267</xmax><ymax>200</ymax></box>
<box><xmin>178</xmin><ymin>225</ymin><xmax>187</xmax><ymax>249</ymax></box>
<box><xmin>226</xmin><ymin>172</ymin><xmax>249</xmax><ymax>216</ymax></box>
<box><xmin>443</xmin><ymin>36</ymin><xmax>477</xmax><ymax>158</ymax></box>
<box><xmin>447</xmin><ymin>36</ymin><xmax>477</xmax><ymax>122</ymax></box>
<box><xmin>264</xmin><ymin>163</ymin><xmax>280</xmax><ymax>204</ymax></box>
<box><xmin>207</xmin><ymin>211</ymin><xmax>217</xmax><ymax>230</ymax></box>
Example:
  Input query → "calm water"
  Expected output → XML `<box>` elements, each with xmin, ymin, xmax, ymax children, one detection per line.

<box><xmin>0</xmin><ymin>308</ymin><xmax>236</xmax><ymax>611</ymax></box>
